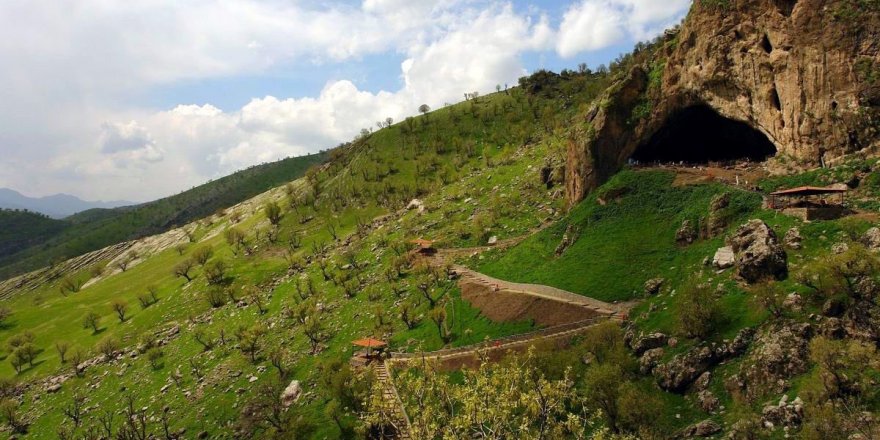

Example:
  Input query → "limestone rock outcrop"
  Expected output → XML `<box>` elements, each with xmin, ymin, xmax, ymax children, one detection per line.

<box><xmin>566</xmin><ymin>0</ymin><xmax>880</xmax><ymax>205</ymax></box>
<box><xmin>728</xmin><ymin>220</ymin><xmax>787</xmax><ymax>283</ymax></box>
<box><xmin>726</xmin><ymin>322</ymin><xmax>813</xmax><ymax>401</ymax></box>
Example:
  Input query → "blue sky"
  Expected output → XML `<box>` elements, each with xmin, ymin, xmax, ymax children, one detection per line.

<box><xmin>0</xmin><ymin>0</ymin><xmax>691</xmax><ymax>201</ymax></box>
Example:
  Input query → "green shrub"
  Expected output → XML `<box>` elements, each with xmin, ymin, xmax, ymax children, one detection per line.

<box><xmin>676</xmin><ymin>283</ymin><xmax>725</xmax><ymax>339</ymax></box>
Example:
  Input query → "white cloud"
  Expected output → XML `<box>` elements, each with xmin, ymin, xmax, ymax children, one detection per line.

<box><xmin>0</xmin><ymin>0</ymin><xmax>688</xmax><ymax>201</ymax></box>
<box><xmin>556</xmin><ymin>0</ymin><xmax>690</xmax><ymax>57</ymax></box>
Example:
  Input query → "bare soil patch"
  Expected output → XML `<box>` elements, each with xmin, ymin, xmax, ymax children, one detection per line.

<box><xmin>460</xmin><ymin>280</ymin><xmax>599</xmax><ymax>327</ymax></box>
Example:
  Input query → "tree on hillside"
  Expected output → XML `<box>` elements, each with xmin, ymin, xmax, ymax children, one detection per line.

<box><xmin>236</xmin><ymin>324</ymin><xmax>267</xmax><ymax>363</ymax></box>
<box><xmin>174</xmin><ymin>243</ymin><xmax>188</xmax><ymax>256</ymax></box>
<box><xmin>96</xmin><ymin>337</ymin><xmax>119</xmax><ymax>358</ymax></box>
<box><xmin>82</xmin><ymin>312</ymin><xmax>101</xmax><ymax>333</ymax></box>
<box><xmin>173</xmin><ymin>259</ymin><xmax>196</xmax><ymax>283</ymax></box>
<box><xmin>0</xmin><ymin>306</ymin><xmax>11</xmax><ymax>327</ymax></box>
<box><xmin>237</xmin><ymin>380</ymin><xmax>316</xmax><ymax>438</ymax></box>
<box><xmin>303</xmin><ymin>316</ymin><xmax>331</xmax><ymax>355</ymax></box>
<box><xmin>0</xmin><ymin>398</ymin><xmax>27</xmax><ymax>434</ymax></box>
<box><xmin>192</xmin><ymin>245</ymin><xmax>214</xmax><ymax>266</ymax></box>
<box><xmin>224</xmin><ymin>227</ymin><xmax>247</xmax><ymax>255</ymax></box>
<box><xmin>264</xmin><ymin>201</ymin><xmax>283</xmax><ymax>226</ymax></box>
<box><xmin>115</xmin><ymin>252</ymin><xmax>137</xmax><ymax>272</ymax></box>
<box><xmin>60</xmin><ymin>276</ymin><xmax>84</xmax><ymax>295</ymax></box>
<box><xmin>205</xmin><ymin>260</ymin><xmax>228</xmax><ymax>285</ymax></box>
<box><xmin>418</xmin><ymin>104</ymin><xmax>430</xmax><ymax>115</ymax></box>
<box><xmin>55</xmin><ymin>341</ymin><xmax>70</xmax><ymax>364</ymax></box>
<box><xmin>111</xmin><ymin>299</ymin><xmax>128</xmax><ymax>322</ymax></box>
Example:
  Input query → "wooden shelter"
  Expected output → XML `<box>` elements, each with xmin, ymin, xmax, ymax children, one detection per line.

<box><xmin>350</xmin><ymin>338</ymin><xmax>388</xmax><ymax>367</ymax></box>
<box><xmin>768</xmin><ymin>185</ymin><xmax>848</xmax><ymax>220</ymax></box>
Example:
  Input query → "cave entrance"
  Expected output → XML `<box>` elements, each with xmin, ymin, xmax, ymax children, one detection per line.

<box><xmin>631</xmin><ymin>105</ymin><xmax>776</xmax><ymax>165</ymax></box>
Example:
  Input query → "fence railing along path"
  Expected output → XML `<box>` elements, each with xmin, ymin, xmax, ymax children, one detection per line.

<box><xmin>389</xmin><ymin>316</ymin><xmax>608</xmax><ymax>364</ymax></box>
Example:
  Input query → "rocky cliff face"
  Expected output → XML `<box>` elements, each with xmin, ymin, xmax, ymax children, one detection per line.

<box><xmin>566</xmin><ymin>0</ymin><xmax>880</xmax><ymax>204</ymax></box>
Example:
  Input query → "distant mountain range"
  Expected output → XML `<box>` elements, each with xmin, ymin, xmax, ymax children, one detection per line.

<box><xmin>0</xmin><ymin>188</ymin><xmax>134</xmax><ymax>218</ymax></box>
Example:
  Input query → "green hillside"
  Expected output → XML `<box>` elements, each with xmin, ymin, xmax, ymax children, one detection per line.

<box><xmin>0</xmin><ymin>210</ymin><xmax>68</xmax><ymax>257</ymax></box>
<box><xmin>0</xmin><ymin>152</ymin><xmax>328</xmax><ymax>280</ymax></box>
<box><xmin>0</xmin><ymin>31</ymin><xmax>878</xmax><ymax>439</ymax></box>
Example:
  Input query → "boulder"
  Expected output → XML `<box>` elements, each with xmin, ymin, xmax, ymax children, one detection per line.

<box><xmin>676</xmin><ymin>220</ymin><xmax>698</xmax><ymax>245</ymax></box>
<box><xmin>693</xmin><ymin>372</ymin><xmax>711</xmax><ymax>391</ymax></box>
<box><xmin>631</xmin><ymin>332</ymin><xmax>669</xmax><ymax>355</ymax></box>
<box><xmin>818</xmin><ymin>317</ymin><xmax>845</xmax><ymax>339</ymax></box>
<box><xmin>727</xmin><ymin>220</ymin><xmax>787</xmax><ymax>283</ymax></box>
<box><xmin>683</xmin><ymin>419</ymin><xmax>721</xmax><ymax>437</ymax></box>
<box><xmin>281</xmin><ymin>380</ymin><xmax>301</xmax><ymax>407</ymax></box>
<box><xmin>783</xmin><ymin>227</ymin><xmax>802</xmax><ymax>250</ymax></box>
<box><xmin>555</xmin><ymin>224</ymin><xmax>579</xmax><ymax>256</ymax></box>
<box><xmin>644</xmin><ymin>278</ymin><xmax>665</xmax><ymax>296</ymax></box>
<box><xmin>862</xmin><ymin>226</ymin><xmax>880</xmax><ymax>252</ymax></box>
<box><xmin>697</xmin><ymin>390</ymin><xmax>719</xmax><ymax>413</ymax></box>
<box><xmin>782</xmin><ymin>292</ymin><xmax>803</xmax><ymax>312</ymax></box>
<box><xmin>712</xmin><ymin>246</ymin><xmax>735</xmax><ymax>269</ymax></box>
<box><xmin>863</xmin><ymin>227</ymin><xmax>880</xmax><ymax>251</ymax></box>
<box><xmin>487</xmin><ymin>236</ymin><xmax>498</xmax><ymax>245</ymax></box>
<box><xmin>831</xmin><ymin>242</ymin><xmax>849</xmax><ymax>254</ymax></box>
<box><xmin>639</xmin><ymin>348</ymin><xmax>665</xmax><ymax>374</ymax></box>
<box><xmin>706</xmin><ymin>193</ymin><xmax>731</xmax><ymax>237</ymax></box>
<box><xmin>761</xmin><ymin>396</ymin><xmax>804</xmax><ymax>429</ymax></box>
<box><xmin>406</xmin><ymin>199</ymin><xmax>425</xmax><ymax>213</ymax></box>
<box><xmin>654</xmin><ymin>328</ymin><xmax>754</xmax><ymax>393</ymax></box>
<box><xmin>726</xmin><ymin>322</ymin><xmax>813</xmax><ymax>401</ymax></box>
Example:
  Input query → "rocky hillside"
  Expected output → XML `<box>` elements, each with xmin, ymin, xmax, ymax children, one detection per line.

<box><xmin>566</xmin><ymin>0</ymin><xmax>880</xmax><ymax>203</ymax></box>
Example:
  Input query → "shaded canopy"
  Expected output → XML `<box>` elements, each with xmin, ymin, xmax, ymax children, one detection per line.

<box><xmin>769</xmin><ymin>186</ymin><xmax>847</xmax><ymax>197</ymax></box>
<box><xmin>352</xmin><ymin>338</ymin><xmax>387</xmax><ymax>349</ymax></box>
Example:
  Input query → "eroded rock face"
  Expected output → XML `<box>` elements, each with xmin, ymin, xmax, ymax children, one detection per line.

<box><xmin>728</xmin><ymin>220</ymin><xmax>787</xmax><ymax>283</ymax></box>
<box><xmin>726</xmin><ymin>322</ymin><xmax>813</xmax><ymax>401</ymax></box>
<box><xmin>654</xmin><ymin>328</ymin><xmax>754</xmax><ymax>393</ymax></box>
<box><xmin>676</xmin><ymin>220</ymin><xmax>698</xmax><ymax>245</ymax></box>
<box><xmin>565</xmin><ymin>0</ymin><xmax>880</xmax><ymax>205</ymax></box>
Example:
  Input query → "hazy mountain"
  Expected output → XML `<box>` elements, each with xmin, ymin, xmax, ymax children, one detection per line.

<box><xmin>0</xmin><ymin>188</ymin><xmax>134</xmax><ymax>218</ymax></box>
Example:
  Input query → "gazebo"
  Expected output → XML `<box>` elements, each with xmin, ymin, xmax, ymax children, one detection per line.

<box><xmin>768</xmin><ymin>185</ymin><xmax>848</xmax><ymax>220</ymax></box>
<box><xmin>350</xmin><ymin>338</ymin><xmax>388</xmax><ymax>367</ymax></box>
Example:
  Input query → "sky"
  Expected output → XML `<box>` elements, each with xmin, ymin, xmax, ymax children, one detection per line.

<box><xmin>0</xmin><ymin>0</ymin><xmax>691</xmax><ymax>202</ymax></box>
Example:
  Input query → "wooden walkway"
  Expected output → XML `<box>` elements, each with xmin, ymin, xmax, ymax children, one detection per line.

<box><xmin>373</xmin><ymin>361</ymin><xmax>412</xmax><ymax>439</ymax></box>
<box><xmin>389</xmin><ymin>316</ymin><xmax>609</xmax><ymax>365</ymax></box>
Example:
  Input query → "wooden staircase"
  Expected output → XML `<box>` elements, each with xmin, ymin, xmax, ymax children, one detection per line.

<box><xmin>373</xmin><ymin>361</ymin><xmax>412</xmax><ymax>439</ymax></box>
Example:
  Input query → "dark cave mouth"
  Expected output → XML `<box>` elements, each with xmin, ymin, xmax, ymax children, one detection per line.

<box><xmin>631</xmin><ymin>105</ymin><xmax>777</xmax><ymax>164</ymax></box>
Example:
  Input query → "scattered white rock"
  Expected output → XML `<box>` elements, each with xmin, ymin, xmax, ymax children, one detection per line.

<box><xmin>281</xmin><ymin>380</ymin><xmax>301</xmax><ymax>408</ymax></box>
<box><xmin>713</xmin><ymin>246</ymin><xmax>735</xmax><ymax>269</ymax></box>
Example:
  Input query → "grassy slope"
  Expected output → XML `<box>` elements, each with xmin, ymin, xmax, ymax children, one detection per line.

<box><xmin>0</xmin><ymin>153</ymin><xmax>328</xmax><ymax>280</ymax></box>
<box><xmin>0</xmin><ymin>70</ymin><xmax>615</xmax><ymax>438</ymax></box>
<box><xmin>477</xmin><ymin>169</ymin><xmax>763</xmax><ymax>302</ymax></box>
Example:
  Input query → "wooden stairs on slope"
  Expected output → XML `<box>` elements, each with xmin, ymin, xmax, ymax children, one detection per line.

<box><xmin>372</xmin><ymin>361</ymin><xmax>412</xmax><ymax>440</ymax></box>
